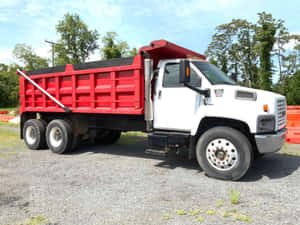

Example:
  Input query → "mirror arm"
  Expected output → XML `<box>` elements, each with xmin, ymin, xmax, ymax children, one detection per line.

<box><xmin>184</xmin><ymin>83</ymin><xmax>211</xmax><ymax>98</ymax></box>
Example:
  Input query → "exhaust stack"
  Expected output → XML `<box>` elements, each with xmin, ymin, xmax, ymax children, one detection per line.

<box><xmin>144</xmin><ymin>59</ymin><xmax>154</xmax><ymax>131</ymax></box>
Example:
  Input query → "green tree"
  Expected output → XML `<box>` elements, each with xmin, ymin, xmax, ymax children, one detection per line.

<box><xmin>206</xmin><ymin>26</ymin><xmax>231</xmax><ymax>74</ymax></box>
<box><xmin>101</xmin><ymin>32</ymin><xmax>130</xmax><ymax>59</ymax></box>
<box><xmin>274</xmin><ymin>21</ymin><xmax>289</xmax><ymax>82</ymax></box>
<box><xmin>255</xmin><ymin>12</ymin><xmax>279</xmax><ymax>91</ymax></box>
<box><xmin>55</xmin><ymin>13</ymin><xmax>99</xmax><ymax>65</ymax></box>
<box><xmin>0</xmin><ymin>63</ymin><xmax>20</xmax><ymax>107</ymax></box>
<box><xmin>12</xmin><ymin>44</ymin><xmax>49</xmax><ymax>70</ymax></box>
<box><xmin>128</xmin><ymin>47</ymin><xmax>138</xmax><ymax>57</ymax></box>
<box><xmin>206</xmin><ymin>19</ymin><xmax>258</xmax><ymax>87</ymax></box>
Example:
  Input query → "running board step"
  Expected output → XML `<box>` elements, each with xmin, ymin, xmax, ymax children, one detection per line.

<box><xmin>145</xmin><ymin>149</ymin><xmax>168</xmax><ymax>157</ymax></box>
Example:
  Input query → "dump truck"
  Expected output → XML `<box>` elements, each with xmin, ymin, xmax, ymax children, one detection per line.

<box><xmin>17</xmin><ymin>40</ymin><xmax>287</xmax><ymax>180</ymax></box>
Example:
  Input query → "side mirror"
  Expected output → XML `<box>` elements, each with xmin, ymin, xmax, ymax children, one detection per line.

<box><xmin>179</xmin><ymin>59</ymin><xmax>190</xmax><ymax>83</ymax></box>
<box><xmin>195</xmin><ymin>77</ymin><xmax>202</xmax><ymax>87</ymax></box>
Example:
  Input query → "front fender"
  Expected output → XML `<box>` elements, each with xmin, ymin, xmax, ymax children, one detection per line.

<box><xmin>191</xmin><ymin>103</ymin><xmax>258</xmax><ymax>136</ymax></box>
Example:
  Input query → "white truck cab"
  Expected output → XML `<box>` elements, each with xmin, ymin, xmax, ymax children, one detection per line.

<box><xmin>147</xmin><ymin>58</ymin><xmax>287</xmax><ymax>180</ymax></box>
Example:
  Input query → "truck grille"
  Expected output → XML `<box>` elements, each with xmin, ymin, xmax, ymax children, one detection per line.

<box><xmin>277</xmin><ymin>98</ymin><xmax>287</xmax><ymax>129</ymax></box>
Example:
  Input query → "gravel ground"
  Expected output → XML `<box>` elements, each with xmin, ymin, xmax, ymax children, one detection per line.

<box><xmin>1</xmin><ymin>127</ymin><xmax>300</xmax><ymax>225</ymax></box>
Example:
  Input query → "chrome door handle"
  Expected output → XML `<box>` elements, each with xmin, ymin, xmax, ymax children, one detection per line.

<box><xmin>158</xmin><ymin>90</ymin><xmax>162</xmax><ymax>99</ymax></box>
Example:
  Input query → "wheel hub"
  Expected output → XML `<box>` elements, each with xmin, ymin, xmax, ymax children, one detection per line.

<box><xmin>206</xmin><ymin>138</ymin><xmax>239</xmax><ymax>171</ymax></box>
<box><xmin>25</xmin><ymin>126</ymin><xmax>37</xmax><ymax>145</ymax></box>
<box><xmin>49</xmin><ymin>127</ymin><xmax>63</xmax><ymax>148</ymax></box>
<box><xmin>215</xmin><ymin>149</ymin><xmax>226</xmax><ymax>160</ymax></box>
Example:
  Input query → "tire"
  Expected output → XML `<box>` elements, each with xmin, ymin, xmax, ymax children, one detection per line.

<box><xmin>39</xmin><ymin>119</ymin><xmax>48</xmax><ymax>149</ymax></box>
<box><xmin>195</xmin><ymin>126</ymin><xmax>253</xmax><ymax>181</ymax></box>
<box><xmin>70</xmin><ymin>134</ymin><xmax>81</xmax><ymax>151</ymax></box>
<box><xmin>95</xmin><ymin>130</ymin><xmax>121</xmax><ymax>144</ymax></box>
<box><xmin>46</xmin><ymin>120</ymin><xmax>73</xmax><ymax>154</ymax></box>
<box><xmin>23</xmin><ymin>119</ymin><xmax>46</xmax><ymax>150</ymax></box>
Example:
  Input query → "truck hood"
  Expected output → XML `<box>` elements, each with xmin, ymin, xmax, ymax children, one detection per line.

<box><xmin>203</xmin><ymin>84</ymin><xmax>286</xmax><ymax>132</ymax></box>
<box><xmin>212</xmin><ymin>85</ymin><xmax>285</xmax><ymax>99</ymax></box>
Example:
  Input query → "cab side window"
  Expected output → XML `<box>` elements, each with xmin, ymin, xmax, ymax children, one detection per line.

<box><xmin>163</xmin><ymin>63</ymin><xmax>201</xmax><ymax>87</ymax></box>
<box><xmin>163</xmin><ymin>63</ymin><xmax>183</xmax><ymax>87</ymax></box>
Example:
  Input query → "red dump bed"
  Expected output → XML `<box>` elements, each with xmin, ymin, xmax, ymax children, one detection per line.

<box><xmin>19</xmin><ymin>55</ymin><xmax>145</xmax><ymax>115</ymax></box>
<box><xmin>19</xmin><ymin>40</ymin><xmax>206</xmax><ymax>115</ymax></box>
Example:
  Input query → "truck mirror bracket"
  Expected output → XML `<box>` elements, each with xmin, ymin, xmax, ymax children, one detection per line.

<box><xmin>184</xmin><ymin>83</ymin><xmax>210</xmax><ymax>98</ymax></box>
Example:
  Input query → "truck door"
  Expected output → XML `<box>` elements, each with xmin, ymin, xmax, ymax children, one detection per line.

<box><xmin>153</xmin><ymin>62</ymin><xmax>201</xmax><ymax>132</ymax></box>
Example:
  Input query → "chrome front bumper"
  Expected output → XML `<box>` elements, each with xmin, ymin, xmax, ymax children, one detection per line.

<box><xmin>255</xmin><ymin>128</ymin><xmax>287</xmax><ymax>153</ymax></box>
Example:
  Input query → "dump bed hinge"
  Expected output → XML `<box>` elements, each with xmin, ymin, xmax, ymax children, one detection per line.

<box><xmin>17</xmin><ymin>69</ymin><xmax>72</xmax><ymax>113</ymax></box>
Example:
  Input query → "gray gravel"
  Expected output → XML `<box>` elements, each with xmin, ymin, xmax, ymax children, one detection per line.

<box><xmin>1</xmin><ymin>129</ymin><xmax>300</xmax><ymax>225</ymax></box>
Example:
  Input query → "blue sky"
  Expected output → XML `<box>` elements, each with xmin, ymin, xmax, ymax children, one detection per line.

<box><xmin>0</xmin><ymin>0</ymin><xmax>299</xmax><ymax>65</ymax></box>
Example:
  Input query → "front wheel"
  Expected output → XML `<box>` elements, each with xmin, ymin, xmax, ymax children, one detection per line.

<box><xmin>196</xmin><ymin>126</ymin><xmax>253</xmax><ymax>181</ymax></box>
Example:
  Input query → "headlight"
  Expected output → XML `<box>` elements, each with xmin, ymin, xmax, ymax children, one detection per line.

<box><xmin>257</xmin><ymin>115</ymin><xmax>275</xmax><ymax>133</ymax></box>
<box><xmin>235</xmin><ymin>90</ymin><xmax>257</xmax><ymax>101</ymax></box>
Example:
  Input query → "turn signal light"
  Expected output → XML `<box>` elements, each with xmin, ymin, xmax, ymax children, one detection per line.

<box><xmin>263</xmin><ymin>104</ymin><xmax>268</xmax><ymax>112</ymax></box>
<box><xmin>186</xmin><ymin>67</ymin><xmax>190</xmax><ymax>77</ymax></box>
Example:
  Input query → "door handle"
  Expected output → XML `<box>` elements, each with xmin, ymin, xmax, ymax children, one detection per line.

<box><xmin>158</xmin><ymin>90</ymin><xmax>162</xmax><ymax>99</ymax></box>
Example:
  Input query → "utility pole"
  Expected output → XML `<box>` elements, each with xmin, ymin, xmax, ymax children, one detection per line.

<box><xmin>45</xmin><ymin>40</ymin><xmax>58</xmax><ymax>67</ymax></box>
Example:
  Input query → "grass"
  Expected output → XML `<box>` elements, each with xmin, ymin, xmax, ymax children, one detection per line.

<box><xmin>281</xmin><ymin>151</ymin><xmax>300</xmax><ymax>157</ymax></box>
<box><xmin>0</xmin><ymin>121</ymin><xmax>20</xmax><ymax>127</ymax></box>
<box><xmin>163</xmin><ymin>213</ymin><xmax>171</xmax><ymax>219</ymax></box>
<box><xmin>230</xmin><ymin>189</ymin><xmax>241</xmax><ymax>204</ymax></box>
<box><xmin>0</xmin><ymin>127</ymin><xmax>22</xmax><ymax>159</ymax></box>
<box><xmin>123</xmin><ymin>131</ymin><xmax>147</xmax><ymax>137</ymax></box>
<box><xmin>235</xmin><ymin>214</ymin><xmax>252</xmax><ymax>223</ymax></box>
<box><xmin>0</xmin><ymin>128</ymin><xmax>19</xmax><ymax>146</ymax></box>
<box><xmin>175</xmin><ymin>209</ymin><xmax>186</xmax><ymax>215</ymax></box>
<box><xmin>188</xmin><ymin>209</ymin><xmax>201</xmax><ymax>216</ymax></box>
<box><xmin>118</xmin><ymin>131</ymin><xmax>147</xmax><ymax>145</ymax></box>
<box><xmin>0</xmin><ymin>106</ymin><xmax>18</xmax><ymax>115</ymax></box>
<box><xmin>162</xmin><ymin>204</ymin><xmax>253</xmax><ymax>223</ymax></box>
<box><xmin>206</xmin><ymin>210</ymin><xmax>215</xmax><ymax>215</ymax></box>
<box><xmin>221</xmin><ymin>211</ymin><xmax>230</xmax><ymax>218</ymax></box>
<box><xmin>216</xmin><ymin>200</ymin><xmax>223</xmax><ymax>207</ymax></box>
<box><xmin>197</xmin><ymin>216</ymin><xmax>204</xmax><ymax>222</ymax></box>
<box><xmin>22</xmin><ymin>216</ymin><xmax>46</xmax><ymax>225</ymax></box>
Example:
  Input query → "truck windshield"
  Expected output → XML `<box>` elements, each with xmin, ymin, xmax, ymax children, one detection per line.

<box><xmin>192</xmin><ymin>61</ymin><xmax>236</xmax><ymax>85</ymax></box>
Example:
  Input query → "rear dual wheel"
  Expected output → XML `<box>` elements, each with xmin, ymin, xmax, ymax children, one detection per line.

<box><xmin>24</xmin><ymin>119</ymin><xmax>79</xmax><ymax>154</ymax></box>
<box><xmin>46</xmin><ymin>119</ymin><xmax>75</xmax><ymax>154</ymax></box>
<box><xmin>23</xmin><ymin>119</ymin><xmax>47</xmax><ymax>150</ymax></box>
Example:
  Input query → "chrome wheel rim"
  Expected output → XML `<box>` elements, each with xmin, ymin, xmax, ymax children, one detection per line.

<box><xmin>206</xmin><ymin>138</ymin><xmax>239</xmax><ymax>171</ymax></box>
<box><xmin>25</xmin><ymin>126</ymin><xmax>36</xmax><ymax>145</ymax></box>
<box><xmin>49</xmin><ymin>127</ymin><xmax>63</xmax><ymax>148</ymax></box>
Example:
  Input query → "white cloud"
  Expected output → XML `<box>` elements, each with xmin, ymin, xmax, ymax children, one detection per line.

<box><xmin>154</xmin><ymin>0</ymin><xmax>242</xmax><ymax>17</ymax></box>
<box><xmin>23</xmin><ymin>0</ymin><xmax>45</xmax><ymax>15</ymax></box>
<box><xmin>220</xmin><ymin>0</ymin><xmax>239</xmax><ymax>6</ymax></box>
<box><xmin>35</xmin><ymin>46</ymin><xmax>51</xmax><ymax>59</ymax></box>
<box><xmin>0</xmin><ymin>0</ymin><xmax>21</xmax><ymax>8</ymax></box>
<box><xmin>274</xmin><ymin>32</ymin><xmax>300</xmax><ymax>51</ymax></box>
<box><xmin>283</xmin><ymin>39</ymin><xmax>299</xmax><ymax>50</ymax></box>
<box><xmin>86</xmin><ymin>53</ymin><xmax>100</xmax><ymax>62</ymax></box>
<box><xmin>0</xmin><ymin>47</ymin><xmax>14</xmax><ymax>64</ymax></box>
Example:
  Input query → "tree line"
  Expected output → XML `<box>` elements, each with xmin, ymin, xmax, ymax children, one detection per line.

<box><xmin>206</xmin><ymin>12</ymin><xmax>300</xmax><ymax>105</ymax></box>
<box><xmin>0</xmin><ymin>13</ymin><xmax>137</xmax><ymax>107</ymax></box>
<box><xmin>1</xmin><ymin>12</ymin><xmax>300</xmax><ymax>107</ymax></box>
